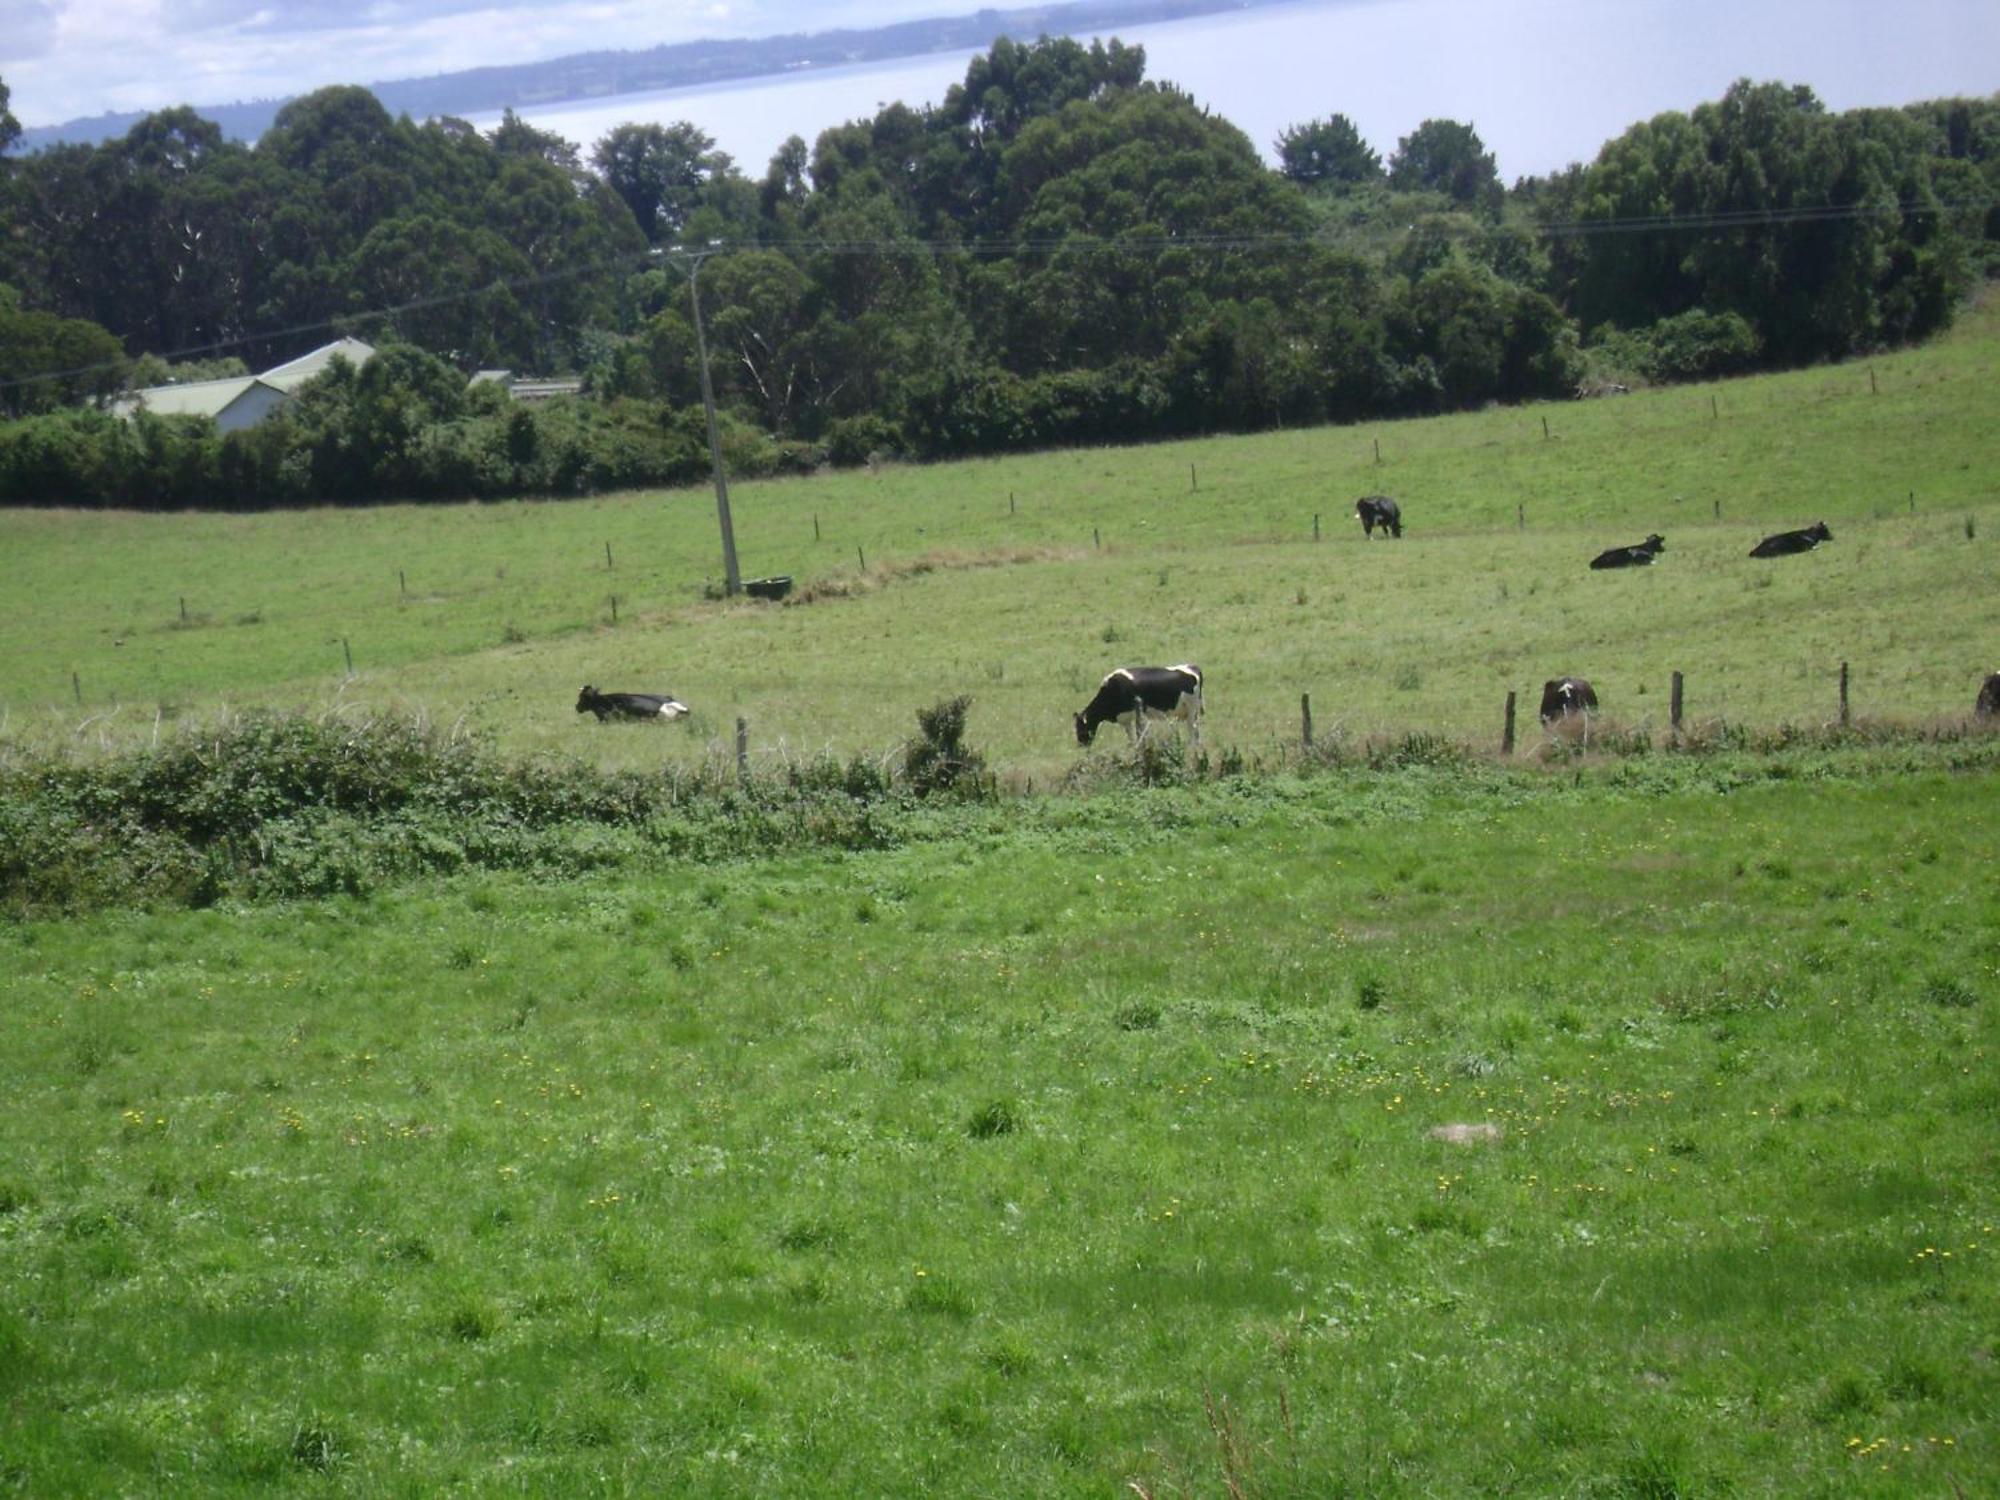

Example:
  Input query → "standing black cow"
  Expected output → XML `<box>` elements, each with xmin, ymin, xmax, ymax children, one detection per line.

<box><xmin>1977</xmin><ymin>672</ymin><xmax>2000</xmax><ymax>719</ymax></box>
<box><xmin>1539</xmin><ymin>677</ymin><xmax>1598</xmax><ymax>724</ymax></box>
<box><xmin>1749</xmin><ymin>521</ymin><xmax>1833</xmax><ymax>558</ymax></box>
<box><xmin>1355</xmin><ymin>495</ymin><xmax>1403</xmax><ymax>538</ymax></box>
<box><xmin>577</xmin><ymin>685</ymin><xmax>690</xmax><ymax>722</ymax></box>
<box><xmin>1589</xmin><ymin>534</ymin><xmax>1666</xmax><ymax>570</ymax></box>
<box><xmin>1075</xmin><ymin>665</ymin><xmax>1203</xmax><ymax>746</ymax></box>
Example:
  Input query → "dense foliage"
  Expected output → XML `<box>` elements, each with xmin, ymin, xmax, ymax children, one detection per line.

<box><xmin>0</xmin><ymin>709</ymin><xmax>997</xmax><ymax>913</ymax></box>
<box><xmin>1</xmin><ymin>43</ymin><xmax>1996</xmax><ymax>506</ymax></box>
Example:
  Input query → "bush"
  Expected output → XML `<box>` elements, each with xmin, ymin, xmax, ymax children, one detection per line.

<box><xmin>1585</xmin><ymin>309</ymin><xmax>1763</xmax><ymax>387</ymax></box>
<box><xmin>903</xmin><ymin>696</ymin><xmax>992</xmax><ymax>800</ymax></box>
<box><xmin>0</xmin><ymin>710</ymin><xmax>941</xmax><ymax>914</ymax></box>
<box><xmin>823</xmin><ymin>414</ymin><xmax>903</xmax><ymax>467</ymax></box>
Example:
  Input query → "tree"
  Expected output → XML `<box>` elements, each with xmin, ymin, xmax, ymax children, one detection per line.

<box><xmin>1275</xmin><ymin>114</ymin><xmax>1381</xmax><ymax>189</ymax></box>
<box><xmin>591</xmin><ymin>122</ymin><xmax>737</xmax><ymax>244</ymax></box>
<box><xmin>489</xmin><ymin>108</ymin><xmax>583</xmax><ymax>177</ymax></box>
<box><xmin>940</xmin><ymin>35</ymin><xmax>1146</xmax><ymax>144</ymax></box>
<box><xmin>760</xmin><ymin>135</ymin><xmax>811</xmax><ymax>226</ymax></box>
<box><xmin>350</xmin><ymin>216</ymin><xmax>533</xmax><ymax>366</ymax></box>
<box><xmin>1388</xmin><ymin>119</ymin><xmax>1500</xmax><ymax>210</ymax></box>
<box><xmin>2</xmin><ymin>76</ymin><xmax>22</xmax><ymax>159</ymax></box>
<box><xmin>260</xmin><ymin>87</ymin><xmax>404</xmax><ymax>183</ymax></box>
<box><xmin>702</xmin><ymin>251</ymin><xmax>813</xmax><ymax>433</ymax></box>
<box><xmin>1553</xmin><ymin>80</ymin><xmax>1981</xmax><ymax>365</ymax></box>
<box><xmin>0</xmin><ymin>286</ymin><xmax>128</xmax><ymax>417</ymax></box>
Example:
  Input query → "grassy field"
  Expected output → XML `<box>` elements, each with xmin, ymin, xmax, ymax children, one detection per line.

<box><xmin>2</xmin><ymin>300</ymin><xmax>1997</xmax><ymax>1494</ymax></box>
<box><xmin>2</xmin><ymin>754</ymin><xmax>1996</xmax><ymax>1494</ymax></box>
<box><xmin>3</xmin><ymin>298</ymin><xmax>1996</xmax><ymax>782</ymax></box>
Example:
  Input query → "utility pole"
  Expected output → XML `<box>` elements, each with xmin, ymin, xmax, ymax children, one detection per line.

<box><xmin>664</xmin><ymin>243</ymin><xmax>741</xmax><ymax>597</ymax></box>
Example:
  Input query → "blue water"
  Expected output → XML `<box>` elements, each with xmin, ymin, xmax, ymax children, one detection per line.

<box><xmin>469</xmin><ymin>0</ymin><xmax>1999</xmax><ymax>181</ymax></box>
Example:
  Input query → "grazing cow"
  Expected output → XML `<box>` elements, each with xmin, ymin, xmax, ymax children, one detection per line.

<box><xmin>1539</xmin><ymin>677</ymin><xmax>1598</xmax><ymax>724</ymax></box>
<box><xmin>1075</xmin><ymin>664</ymin><xmax>1203</xmax><ymax>747</ymax></box>
<box><xmin>1355</xmin><ymin>495</ymin><xmax>1403</xmax><ymax>539</ymax></box>
<box><xmin>1977</xmin><ymin>672</ymin><xmax>2000</xmax><ymax>719</ymax></box>
<box><xmin>1589</xmin><ymin>533</ymin><xmax>1666</xmax><ymax>570</ymax></box>
<box><xmin>1749</xmin><ymin>521</ymin><xmax>1833</xmax><ymax>558</ymax></box>
<box><xmin>576</xmin><ymin>685</ymin><xmax>690</xmax><ymax>722</ymax></box>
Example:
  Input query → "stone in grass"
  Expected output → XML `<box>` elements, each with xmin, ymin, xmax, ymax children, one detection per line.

<box><xmin>1427</xmin><ymin>1122</ymin><xmax>1502</xmax><ymax>1145</ymax></box>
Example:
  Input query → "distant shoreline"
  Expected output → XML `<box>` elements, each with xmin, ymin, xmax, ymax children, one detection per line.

<box><xmin>11</xmin><ymin>0</ymin><xmax>1295</xmax><ymax>150</ymax></box>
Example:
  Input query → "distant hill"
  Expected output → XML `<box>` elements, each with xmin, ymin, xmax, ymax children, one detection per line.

<box><xmin>13</xmin><ymin>0</ymin><xmax>1274</xmax><ymax>151</ymax></box>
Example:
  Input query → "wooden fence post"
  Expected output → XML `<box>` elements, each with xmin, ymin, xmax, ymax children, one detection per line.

<box><xmin>1516</xmin><ymin>504</ymin><xmax>1524</xmax><ymax>531</ymax></box>
<box><xmin>1373</xmin><ymin>437</ymin><xmax>1381</xmax><ymax>464</ymax></box>
<box><xmin>399</xmin><ymin>570</ymin><xmax>407</xmax><ymax>599</ymax></box>
<box><xmin>813</xmin><ymin>513</ymin><xmax>821</xmax><ymax>541</ymax></box>
<box><xmin>605</xmin><ymin>541</ymin><xmax>614</xmax><ymax>569</ymax></box>
<box><xmin>1093</xmin><ymin>527</ymin><xmax>1101</xmax><ymax>550</ymax></box>
<box><xmin>1313</xmin><ymin>512</ymin><xmax>1320</xmax><ymax>541</ymax></box>
<box><xmin>1541</xmin><ymin>415</ymin><xmax>1550</xmax><ymax>440</ymax></box>
<box><xmin>1839</xmin><ymin>661</ymin><xmax>1850</xmax><ymax>726</ymax></box>
<box><xmin>179</xmin><ymin>596</ymin><xmax>188</xmax><ymax>621</ymax></box>
<box><xmin>856</xmin><ymin>544</ymin><xmax>866</xmax><ymax>572</ymax></box>
<box><xmin>1301</xmin><ymin>692</ymin><xmax>1314</xmax><ymax>753</ymax></box>
<box><xmin>610</xmin><ymin>595</ymin><xmax>619</xmax><ymax>624</ymax></box>
<box><xmin>1713</xmin><ymin>498</ymin><xmax>1721</xmax><ymax>521</ymax></box>
<box><xmin>1670</xmin><ymin>670</ymin><xmax>1684</xmax><ymax>733</ymax></box>
<box><xmin>1190</xmin><ymin>464</ymin><xmax>1197</xmax><ymax>492</ymax></box>
<box><xmin>342</xmin><ymin>638</ymin><xmax>354</xmax><ymax>677</ymax></box>
<box><xmin>735</xmin><ymin>717</ymin><xmax>749</xmax><ymax>780</ymax></box>
<box><xmin>1502</xmin><ymin>691</ymin><xmax>1517</xmax><ymax>756</ymax></box>
<box><xmin>73</xmin><ymin>670</ymin><xmax>82</xmax><ymax>705</ymax></box>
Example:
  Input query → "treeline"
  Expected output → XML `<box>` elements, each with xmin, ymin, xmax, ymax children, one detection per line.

<box><xmin>1</xmin><ymin>47</ymin><xmax>1996</xmax><ymax>507</ymax></box>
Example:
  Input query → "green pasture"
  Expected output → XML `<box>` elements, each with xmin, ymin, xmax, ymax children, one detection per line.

<box><xmin>4</xmin><ymin>300</ymin><xmax>1997</xmax><ymax>781</ymax></box>
<box><xmin>2</xmin><ymin>759</ymin><xmax>1996</xmax><ymax>1494</ymax></box>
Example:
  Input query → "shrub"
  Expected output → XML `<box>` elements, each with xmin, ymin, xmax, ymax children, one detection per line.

<box><xmin>903</xmin><ymin>696</ymin><xmax>991</xmax><ymax>800</ymax></box>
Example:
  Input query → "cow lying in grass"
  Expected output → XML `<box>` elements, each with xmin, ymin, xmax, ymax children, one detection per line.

<box><xmin>1749</xmin><ymin>521</ymin><xmax>1832</xmax><ymax>558</ymax></box>
<box><xmin>576</xmin><ymin>685</ymin><xmax>690</xmax><ymax>722</ymax></box>
<box><xmin>1589</xmin><ymin>534</ymin><xmax>1665</xmax><ymax>570</ymax></box>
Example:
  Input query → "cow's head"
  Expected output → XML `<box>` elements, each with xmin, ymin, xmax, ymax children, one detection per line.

<box><xmin>1075</xmin><ymin>711</ymin><xmax>1097</xmax><ymax>747</ymax></box>
<box><xmin>576</xmin><ymin>685</ymin><xmax>598</xmax><ymax>714</ymax></box>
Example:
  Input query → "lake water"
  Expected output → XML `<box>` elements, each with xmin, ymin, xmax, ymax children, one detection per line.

<box><xmin>466</xmin><ymin>0</ymin><xmax>1998</xmax><ymax>182</ymax></box>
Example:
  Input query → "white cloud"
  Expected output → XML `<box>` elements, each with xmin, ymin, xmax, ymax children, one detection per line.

<box><xmin>0</xmin><ymin>0</ymin><xmax>67</xmax><ymax>64</ymax></box>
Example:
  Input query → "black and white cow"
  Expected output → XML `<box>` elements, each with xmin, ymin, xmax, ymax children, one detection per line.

<box><xmin>1355</xmin><ymin>495</ymin><xmax>1403</xmax><ymax>539</ymax></box>
<box><xmin>1977</xmin><ymin>672</ymin><xmax>2000</xmax><ymax>719</ymax></box>
<box><xmin>1749</xmin><ymin>521</ymin><xmax>1833</xmax><ymax>558</ymax></box>
<box><xmin>577</xmin><ymin>685</ymin><xmax>690</xmax><ymax>722</ymax></box>
<box><xmin>1589</xmin><ymin>533</ymin><xmax>1666</xmax><ymax>570</ymax></box>
<box><xmin>1075</xmin><ymin>665</ymin><xmax>1203</xmax><ymax>746</ymax></box>
<box><xmin>1539</xmin><ymin>676</ymin><xmax>1598</xmax><ymax>724</ymax></box>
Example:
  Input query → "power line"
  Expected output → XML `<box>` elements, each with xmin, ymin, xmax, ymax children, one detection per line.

<box><xmin>2</xmin><ymin>194</ymin><xmax>1985</xmax><ymax>396</ymax></box>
